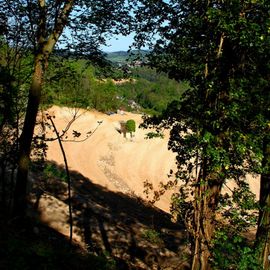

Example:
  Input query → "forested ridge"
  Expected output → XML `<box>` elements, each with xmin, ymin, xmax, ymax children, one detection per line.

<box><xmin>0</xmin><ymin>0</ymin><xmax>270</xmax><ymax>269</ymax></box>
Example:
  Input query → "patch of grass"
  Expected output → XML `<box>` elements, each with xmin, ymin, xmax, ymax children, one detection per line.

<box><xmin>43</xmin><ymin>163</ymin><xmax>67</xmax><ymax>182</ymax></box>
<box><xmin>142</xmin><ymin>229</ymin><xmax>163</xmax><ymax>245</ymax></box>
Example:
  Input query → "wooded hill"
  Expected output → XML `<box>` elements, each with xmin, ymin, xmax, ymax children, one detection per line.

<box><xmin>42</xmin><ymin>55</ymin><xmax>188</xmax><ymax>115</ymax></box>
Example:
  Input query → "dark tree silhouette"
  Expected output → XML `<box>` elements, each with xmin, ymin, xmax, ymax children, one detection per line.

<box><xmin>0</xmin><ymin>0</ymin><xmax>132</xmax><ymax>217</ymax></box>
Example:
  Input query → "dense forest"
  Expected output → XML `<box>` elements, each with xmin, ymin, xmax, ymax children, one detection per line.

<box><xmin>0</xmin><ymin>1</ymin><xmax>270</xmax><ymax>270</ymax></box>
<box><xmin>43</xmin><ymin>56</ymin><xmax>188</xmax><ymax>114</ymax></box>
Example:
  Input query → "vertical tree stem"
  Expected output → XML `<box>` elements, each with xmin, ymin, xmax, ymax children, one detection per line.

<box><xmin>48</xmin><ymin>116</ymin><xmax>73</xmax><ymax>246</ymax></box>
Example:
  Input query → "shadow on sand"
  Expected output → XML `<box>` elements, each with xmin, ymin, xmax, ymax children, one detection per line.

<box><xmin>30</xmin><ymin>161</ymin><xmax>191</xmax><ymax>269</ymax></box>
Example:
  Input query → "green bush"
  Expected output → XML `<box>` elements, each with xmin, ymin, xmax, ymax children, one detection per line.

<box><xmin>126</xmin><ymin>119</ymin><xmax>136</xmax><ymax>133</ymax></box>
<box><xmin>211</xmin><ymin>229</ymin><xmax>262</xmax><ymax>270</ymax></box>
<box><xmin>43</xmin><ymin>163</ymin><xmax>67</xmax><ymax>182</ymax></box>
<box><xmin>142</xmin><ymin>229</ymin><xmax>162</xmax><ymax>245</ymax></box>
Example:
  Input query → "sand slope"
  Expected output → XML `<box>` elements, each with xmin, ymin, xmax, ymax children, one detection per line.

<box><xmin>44</xmin><ymin>106</ymin><xmax>177</xmax><ymax>212</ymax></box>
<box><xmin>44</xmin><ymin>106</ymin><xmax>260</xmax><ymax>213</ymax></box>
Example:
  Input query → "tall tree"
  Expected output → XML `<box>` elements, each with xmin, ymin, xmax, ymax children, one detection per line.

<box><xmin>134</xmin><ymin>0</ymin><xmax>270</xmax><ymax>268</ymax></box>
<box><xmin>0</xmin><ymin>0</ymin><xmax>132</xmax><ymax>217</ymax></box>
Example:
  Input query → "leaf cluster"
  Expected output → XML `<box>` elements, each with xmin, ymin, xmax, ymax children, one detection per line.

<box><xmin>211</xmin><ymin>229</ymin><xmax>262</xmax><ymax>270</ymax></box>
<box><xmin>134</xmin><ymin>0</ymin><xmax>270</xmax><ymax>189</ymax></box>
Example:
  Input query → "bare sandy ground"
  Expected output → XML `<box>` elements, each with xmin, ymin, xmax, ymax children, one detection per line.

<box><xmin>44</xmin><ymin>106</ymin><xmax>177</xmax><ymax>212</ymax></box>
<box><xmin>44</xmin><ymin>106</ymin><xmax>260</xmax><ymax>213</ymax></box>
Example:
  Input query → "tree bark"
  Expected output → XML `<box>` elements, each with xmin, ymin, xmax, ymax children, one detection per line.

<box><xmin>12</xmin><ymin>0</ymin><xmax>74</xmax><ymax>218</ymax></box>
<box><xmin>192</xmin><ymin>178</ymin><xmax>222</xmax><ymax>270</ymax></box>
<box><xmin>255</xmin><ymin>135</ymin><xmax>270</xmax><ymax>269</ymax></box>
<box><xmin>191</xmin><ymin>30</ymin><xmax>226</xmax><ymax>269</ymax></box>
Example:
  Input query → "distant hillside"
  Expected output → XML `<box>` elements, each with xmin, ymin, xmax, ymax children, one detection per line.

<box><xmin>105</xmin><ymin>50</ymin><xmax>149</xmax><ymax>64</ymax></box>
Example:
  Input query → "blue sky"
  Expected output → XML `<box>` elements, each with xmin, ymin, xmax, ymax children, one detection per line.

<box><xmin>101</xmin><ymin>34</ymin><xmax>135</xmax><ymax>52</ymax></box>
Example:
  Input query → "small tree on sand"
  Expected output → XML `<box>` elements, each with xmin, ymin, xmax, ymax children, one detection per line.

<box><xmin>126</xmin><ymin>119</ymin><xmax>136</xmax><ymax>138</ymax></box>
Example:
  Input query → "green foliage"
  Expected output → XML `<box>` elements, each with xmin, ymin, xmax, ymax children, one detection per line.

<box><xmin>105</xmin><ymin>50</ymin><xmax>149</xmax><ymax>64</ymax></box>
<box><xmin>133</xmin><ymin>0</ymin><xmax>270</xmax><ymax>266</ymax></box>
<box><xmin>217</xmin><ymin>174</ymin><xmax>269</xmax><ymax>267</ymax></box>
<box><xmin>145</xmin><ymin>131</ymin><xmax>164</xmax><ymax>139</ymax></box>
<box><xmin>0</xmin><ymin>46</ymin><xmax>30</xmax><ymax>127</ymax></box>
<box><xmin>43</xmin><ymin>58</ymin><xmax>186</xmax><ymax>114</ymax></box>
<box><xmin>43</xmin><ymin>58</ymin><xmax>121</xmax><ymax>112</ymax></box>
<box><xmin>134</xmin><ymin>0</ymin><xmax>270</xmax><ymax>198</ymax></box>
<box><xmin>46</xmin><ymin>61</ymin><xmax>186</xmax><ymax>114</ymax></box>
<box><xmin>117</xmin><ymin>67</ymin><xmax>188</xmax><ymax>114</ymax></box>
<box><xmin>91</xmin><ymin>80</ymin><xmax>119</xmax><ymax>112</ymax></box>
<box><xmin>125</xmin><ymin>119</ymin><xmax>136</xmax><ymax>133</ymax></box>
<box><xmin>142</xmin><ymin>229</ymin><xmax>162</xmax><ymax>245</ymax></box>
<box><xmin>0</xmin><ymin>42</ymin><xmax>32</xmax><ymax>210</ymax></box>
<box><xmin>211</xmin><ymin>229</ymin><xmax>262</xmax><ymax>270</ymax></box>
<box><xmin>43</xmin><ymin>163</ymin><xmax>67</xmax><ymax>182</ymax></box>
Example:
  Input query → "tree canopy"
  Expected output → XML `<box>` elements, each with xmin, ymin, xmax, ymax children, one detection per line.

<box><xmin>133</xmin><ymin>0</ymin><xmax>270</xmax><ymax>268</ymax></box>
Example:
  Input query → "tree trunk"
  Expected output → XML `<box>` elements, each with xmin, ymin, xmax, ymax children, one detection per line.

<box><xmin>192</xmin><ymin>170</ymin><xmax>222</xmax><ymax>270</ymax></box>
<box><xmin>12</xmin><ymin>55</ymin><xmax>44</xmax><ymax>217</ymax></box>
<box><xmin>11</xmin><ymin>0</ymin><xmax>73</xmax><ymax>218</ymax></box>
<box><xmin>192</xmin><ymin>31</ymin><xmax>226</xmax><ymax>269</ymax></box>
<box><xmin>255</xmin><ymin>135</ymin><xmax>270</xmax><ymax>269</ymax></box>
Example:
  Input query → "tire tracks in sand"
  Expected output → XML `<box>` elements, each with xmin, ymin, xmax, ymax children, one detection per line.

<box><xmin>98</xmin><ymin>142</ymin><xmax>132</xmax><ymax>194</ymax></box>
